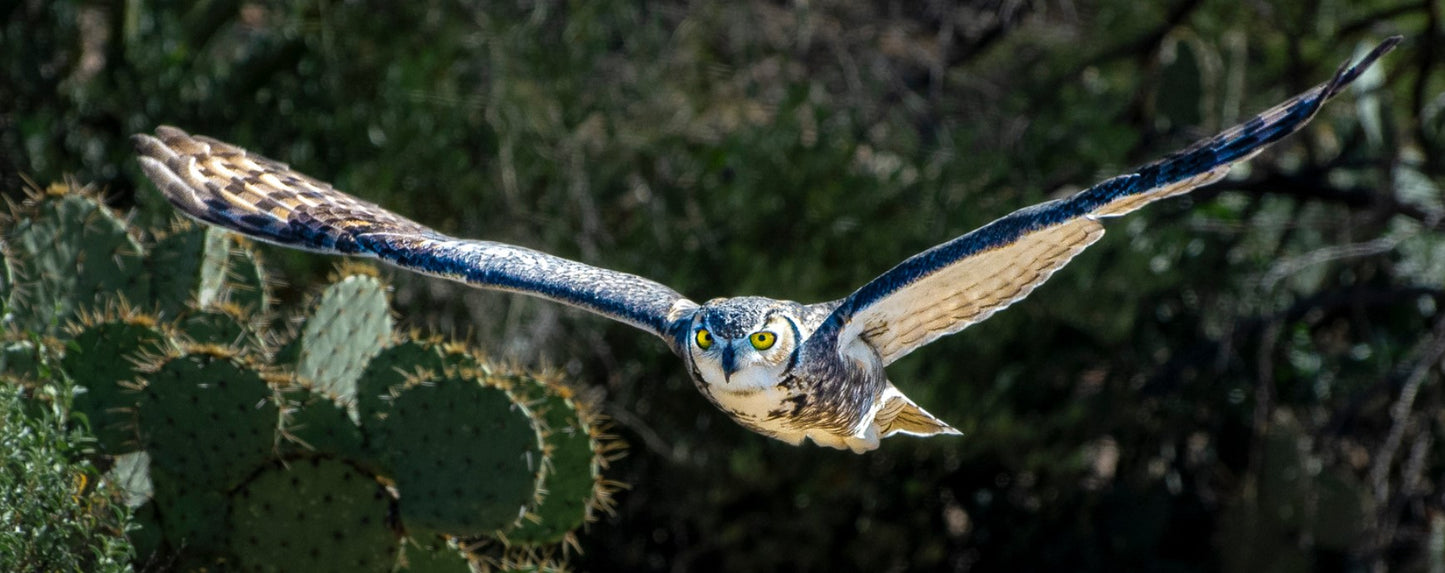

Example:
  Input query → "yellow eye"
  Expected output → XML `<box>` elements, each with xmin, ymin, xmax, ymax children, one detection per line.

<box><xmin>695</xmin><ymin>329</ymin><xmax>714</xmax><ymax>349</ymax></box>
<box><xmin>749</xmin><ymin>331</ymin><xmax>776</xmax><ymax>350</ymax></box>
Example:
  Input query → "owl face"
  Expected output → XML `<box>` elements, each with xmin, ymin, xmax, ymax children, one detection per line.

<box><xmin>687</xmin><ymin>298</ymin><xmax>801</xmax><ymax>392</ymax></box>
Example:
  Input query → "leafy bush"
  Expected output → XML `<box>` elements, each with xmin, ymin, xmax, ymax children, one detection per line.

<box><xmin>0</xmin><ymin>356</ymin><xmax>132</xmax><ymax>573</ymax></box>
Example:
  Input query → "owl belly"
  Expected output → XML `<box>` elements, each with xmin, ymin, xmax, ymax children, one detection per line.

<box><xmin>704</xmin><ymin>382</ymin><xmax>878</xmax><ymax>451</ymax></box>
<box><xmin>705</xmin><ymin>384</ymin><xmax>802</xmax><ymax>440</ymax></box>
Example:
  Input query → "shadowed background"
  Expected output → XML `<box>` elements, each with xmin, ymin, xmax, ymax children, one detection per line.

<box><xmin>3</xmin><ymin>0</ymin><xmax>1442</xmax><ymax>571</ymax></box>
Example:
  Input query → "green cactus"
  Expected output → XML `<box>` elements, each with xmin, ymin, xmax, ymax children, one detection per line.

<box><xmin>492</xmin><ymin>555</ymin><xmax>571</xmax><ymax>573</ymax></box>
<box><xmin>63</xmin><ymin>315</ymin><xmax>170</xmax><ymax>454</ymax></box>
<box><xmin>396</xmin><ymin>537</ymin><xmax>471</xmax><ymax>572</ymax></box>
<box><xmin>355</xmin><ymin>337</ymin><xmax>480</xmax><ymax>429</ymax></box>
<box><xmin>149</xmin><ymin>466</ymin><xmax>230</xmax><ymax>562</ymax></box>
<box><xmin>279</xmin><ymin>385</ymin><xmax>367</xmax><ymax>463</ymax></box>
<box><xmin>197</xmin><ymin>226</ymin><xmax>231</xmax><ymax>308</ymax></box>
<box><xmin>381</xmin><ymin>369</ymin><xmax>545</xmax><ymax>536</ymax></box>
<box><xmin>221</xmin><ymin>236</ymin><xmax>271</xmax><ymax>313</ymax></box>
<box><xmin>295</xmin><ymin>271</ymin><xmax>393</xmax><ymax>413</ymax></box>
<box><xmin>128</xmin><ymin>500</ymin><xmax>166</xmax><ymax>567</ymax></box>
<box><xmin>229</xmin><ymin>457</ymin><xmax>400</xmax><ymax>572</ymax></box>
<box><xmin>345</xmin><ymin>337</ymin><xmax>481</xmax><ymax>475</ymax></box>
<box><xmin>174</xmin><ymin>303</ymin><xmax>257</xmax><ymax>350</ymax></box>
<box><xmin>5</xmin><ymin>187</ymin><xmax>148</xmax><ymax>334</ymax></box>
<box><xmin>505</xmin><ymin>378</ymin><xmax>609</xmax><ymax>547</ymax></box>
<box><xmin>145</xmin><ymin>222</ymin><xmax>221</xmax><ymax>318</ymax></box>
<box><xmin>145</xmin><ymin>223</ymin><xmax>205</xmax><ymax>318</ymax></box>
<box><xmin>136</xmin><ymin>349</ymin><xmax>279</xmax><ymax>491</ymax></box>
<box><xmin>0</xmin><ymin>182</ymin><xmax>619</xmax><ymax>572</ymax></box>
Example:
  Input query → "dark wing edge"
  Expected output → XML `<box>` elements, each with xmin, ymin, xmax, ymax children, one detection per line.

<box><xmin>811</xmin><ymin>36</ymin><xmax>1401</xmax><ymax>365</ymax></box>
<box><xmin>133</xmin><ymin>126</ymin><xmax>698</xmax><ymax>344</ymax></box>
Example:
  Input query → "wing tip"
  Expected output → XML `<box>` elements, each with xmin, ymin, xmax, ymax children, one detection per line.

<box><xmin>1326</xmin><ymin>36</ymin><xmax>1402</xmax><ymax>97</ymax></box>
<box><xmin>133</xmin><ymin>131</ymin><xmax>212</xmax><ymax>219</ymax></box>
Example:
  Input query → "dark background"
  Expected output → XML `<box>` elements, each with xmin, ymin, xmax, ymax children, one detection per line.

<box><xmin>3</xmin><ymin>1</ymin><xmax>1442</xmax><ymax>571</ymax></box>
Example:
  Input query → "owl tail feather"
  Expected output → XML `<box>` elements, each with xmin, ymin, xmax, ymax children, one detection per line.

<box><xmin>875</xmin><ymin>384</ymin><xmax>962</xmax><ymax>438</ymax></box>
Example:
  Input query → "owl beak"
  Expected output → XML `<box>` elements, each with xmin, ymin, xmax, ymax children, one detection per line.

<box><xmin>721</xmin><ymin>343</ymin><xmax>738</xmax><ymax>383</ymax></box>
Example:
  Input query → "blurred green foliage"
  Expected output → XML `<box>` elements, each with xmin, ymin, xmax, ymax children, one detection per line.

<box><xmin>3</xmin><ymin>0</ymin><xmax>1444</xmax><ymax>571</ymax></box>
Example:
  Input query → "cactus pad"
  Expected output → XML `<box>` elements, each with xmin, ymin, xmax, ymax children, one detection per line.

<box><xmin>506</xmin><ymin>382</ymin><xmax>604</xmax><ymax>546</ymax></box>
<box><xmin>64</xmin><ymin>319</ymin><xmax>168</xmax><ymax>454</ymax></box>
<box><xmin>396</xmin><ymin>537</ymin><xmax>471</xmax><ymax>572</ymax></box>
<box><xmin>355</xmin><ymin>338</ymin><xmax>479</xmax><ymax>428</ymax></box>
<box><xmin>136</xmin><ymin>350</ymin><xmax>279</xmax><ymax>490</ymax></box>
<box><xmin>150</xmin><ymin>467</ymin><xmax>230</xmax><ymax>561</ymax></box>
<box><xmin>280</xmin><ymin>386</ymin><xmax>367</xmax><ymax>463</ymax></box>
<box><xmin>5</xmin><ymin>191</ymin><xmax>147</xmax><ymax>333</ymax></box>
<box><xmin>196</xmin><ymin>226</ymin><xmax>231</xmax><ymax>308</ymax></box>
<box><xmin>221</xmin><ymin>236</ymin><xmax>271</xmax><ymax>312</ymax></box>
<box><xmin>145</xmin><ymin>223</ymin><xmax>210</xmax><ymax>317</ymax></box>
<box><xmin>296</xmin><ymin>273</ymin><xmax>393</xmax><ymax>410</ymax></box>
<box><xmin>229</xmin><ymin>457</ymin><xmax>399</xmax><ymax>572</ymax></box>
<box><xmin>382</xmin><ymin>371</ymin><xmax>544</xmax><ymax>536</ymax></box>
<box><xmin>128</xmin><ymin>500</ymin><xmax>166</xmax><ymax>567</ymax></box>
<box><xmin>174</xmin><ymin>304</ymin><xmax>255</xmax><ymax>350</ymax></box>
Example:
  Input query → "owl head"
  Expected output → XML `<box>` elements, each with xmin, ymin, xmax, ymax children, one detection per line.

<box><xmin>685</xmin><ymin>297</ymin><xmax>802</xmax><ymax>391</ymax></box>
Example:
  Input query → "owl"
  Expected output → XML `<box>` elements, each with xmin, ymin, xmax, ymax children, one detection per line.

<box><xmin>134</xmin><ymin>39</ymin><xmax>1397</xmax><ymax>452</ymax></box>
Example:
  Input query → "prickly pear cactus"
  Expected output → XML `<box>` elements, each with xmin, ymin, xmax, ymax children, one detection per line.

<box><xmin>355</xmin><ymin>337</ymin><xmax>480</xmax><ymax>429</ymax></box>
<box><xmin>196</xmin><ymin>226</ymin><xmax>231</xmax><ymax>308</ymax></box>
<box><xmin>295</xmin><ymin>271</ymin><xmax>393</xmax><ymax>410</ymax></box>
<box><xmin>280</xmin><ymin>386</ymin><xmax>367</xmax><ymax>463</ymax></box>
<box><xmin>145</xmin><ymin>222</ymin><xmax>231</xmax><ymax>318</ymax></box>
<box><xmin>395</xmin><ymin>537</ymin><xmax>471</xmax><ymax>572</ymax></box>
<box><xmin>136</xmin><ymin>348</ymin><xmax>279</xmax><ymax>490</ymax></box>
<box><xmin>174</xmin><ymin>303</ymin><xmax>256</xmax><ymax>350</ymax></box>
<box><xmin>345</xmin><ymin>336</ymin><xmax>483</xmax><ymax>475</ymax></box>
<box><xmin>230</xmin><ymin>457</ymin><xmax>400</xmax><ymax>572</ymax></box>
<box><xmin>63</xmin><ymin>314</ymin><xmax>170</xmax><ymax>454</ymax></box>
<box><xmin>5</xmin><ymin>186</ymin><xmax>148</xmax><ymax>334</ymax></box>
<box><xmin>128</xmin><ymin>501</ymin><xmax>165</xmax><ymax>566</ymax></box>
<box><xmin>0</xmin><ymin>183</ymin><xmax>623</xmax><ymax>571</ymax></box>
<box><xmin>381</xmin><ymin>370</ymin><xmax>545</xmax><ymax>536</ymax></box>
<box><xmin>149</xmin><ymin>467</ymin><xmax>230</xmax><ymax>561</ymax></box>
<box><xmin>490</xmin><ymin>556</ymin><xmax>571</xmax><ymax>573</ymax></box>
<box><xmin>506</xmin><ymin>381</ymin><xmax>609</xmax><ymax>547</ymax></box>
<box><xmin>221</xmin><ymin>236</ymin><xmax>271</xmax><ymax>312</ymax></box>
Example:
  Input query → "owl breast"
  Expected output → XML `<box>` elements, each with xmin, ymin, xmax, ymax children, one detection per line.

<box><xmin>704</xmin><ymin>381</ymin><xmax>803</xmax><ymax>439</ymax></box>
<box><xmin>697</xmin><ymin>368</ymin><xmax>880</xmax><ymax>451</ymax></box>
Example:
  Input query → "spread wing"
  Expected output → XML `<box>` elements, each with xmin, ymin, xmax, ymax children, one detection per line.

<box><xmin>133</xmin><ymin>126</ymin><xmax>698</xmax><ymax>345</ymax></box>
<box><xmin>814</xmin><ymin>37</ymin><xmax>1400</xmax><ymax>366</ymax></box>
